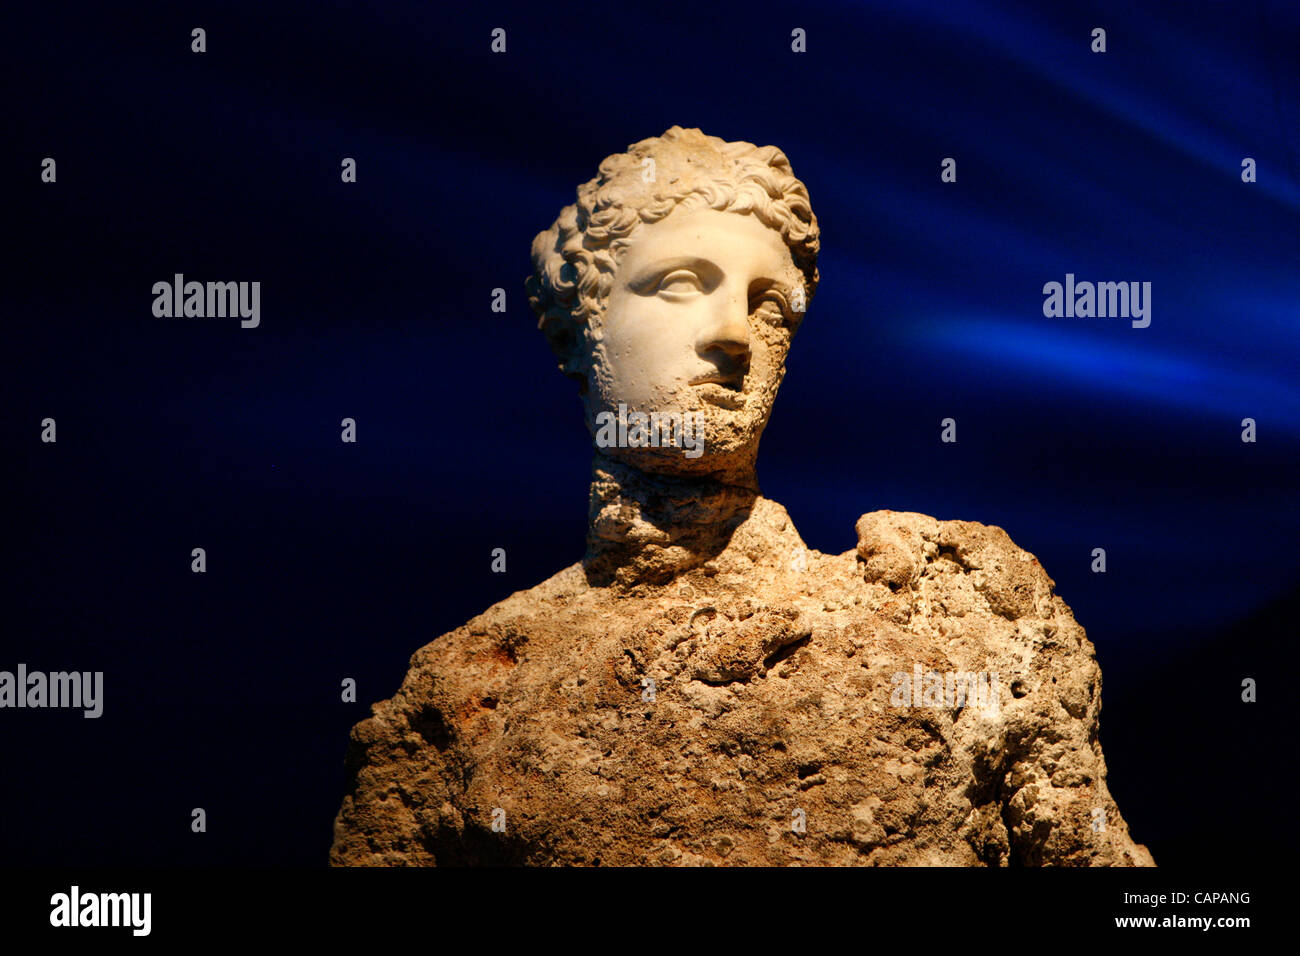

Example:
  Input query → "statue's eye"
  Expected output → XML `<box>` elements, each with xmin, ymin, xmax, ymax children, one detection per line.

<box><xmin>657</xmin><ymin>270</ymin><xmax>704</xmax><ymax>297</ymax></box>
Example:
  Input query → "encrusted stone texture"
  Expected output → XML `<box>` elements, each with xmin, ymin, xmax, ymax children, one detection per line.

<box><xmin>331</xmin><ymin>505</ymin><xmax>1154</xmax><ymax>867</ymax></box>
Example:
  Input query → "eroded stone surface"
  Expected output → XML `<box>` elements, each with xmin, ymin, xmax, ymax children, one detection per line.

<box><xmin>331</xmin><ymin>505</ymin><xmax>1154</xmax><ymax>867</ymax></box>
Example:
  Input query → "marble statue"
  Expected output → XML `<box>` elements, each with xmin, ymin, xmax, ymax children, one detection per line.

<box><xmin>331</xmin><ymin>128</ymin><xmax>1153</xmax><ymax>867</ymax></box>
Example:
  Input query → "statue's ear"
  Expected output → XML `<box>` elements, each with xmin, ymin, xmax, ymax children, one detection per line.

<box><xmin>539</xmin><ymin>312</ymin><xmax>587</xmax><ymax>388</ymax></box>
<box><xmin>527</xmin><ymin>209</ymin><xmax>591</xmax><ymax>388</ymax></box>
<box><xmin>541</xmin><ymin>314</ymin><xmax>574</xmax><ymax>361</ymax></box>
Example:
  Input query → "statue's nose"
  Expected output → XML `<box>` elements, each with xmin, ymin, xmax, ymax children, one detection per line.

<box><xmin>696</xmin><ymin>292</ymin><xmax>751</xmax><ymax>366</ymax></box>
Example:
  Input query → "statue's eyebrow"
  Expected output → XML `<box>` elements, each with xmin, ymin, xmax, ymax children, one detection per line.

<box><xmin>625</xmin><ymin>256</ymin><xmax>723</xmax><ymax>293</ymax></box>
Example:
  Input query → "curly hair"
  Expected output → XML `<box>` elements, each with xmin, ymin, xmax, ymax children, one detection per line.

<box><xmin>526</xmin><ymin>127</ymin><xmax>820</xmax><ymax>380</ymax></box>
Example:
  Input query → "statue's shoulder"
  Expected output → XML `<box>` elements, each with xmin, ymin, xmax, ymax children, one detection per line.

<box><xmin>353</xmin><ymin>562</ymin><xmax>596</xmax><ymax>745</ymax></box>
<box><xmin>851</xmin><ymin>509</ymin><xmax>1059</xmax><ymax>622</ymax></box>
<box><xmin>842</xmin><ymin>508</ymin><xmax>1097</xmax><ymax>673</ymax></box>
<box><xmin>408</xmin><ymin>561</ymin><xmax>592</xmax><ymax>669</ymax></box>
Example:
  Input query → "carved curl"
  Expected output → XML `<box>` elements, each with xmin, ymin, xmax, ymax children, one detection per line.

<box><xmin>525</xmin><ymin>127</ymin><xmax>821</xmax><ymax>382</ymax></box>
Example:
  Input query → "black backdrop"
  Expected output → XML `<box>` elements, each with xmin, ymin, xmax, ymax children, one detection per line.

<box><xmin>6</xmin><ymin>0</ymin><xmax>1298</xmax><ymax>867</ymax></box>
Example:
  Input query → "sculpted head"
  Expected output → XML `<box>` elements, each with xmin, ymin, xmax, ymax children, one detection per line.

<box><xmin>527</xmin><ymin>127</ymin><xmax>819</xmax><ymax>477</ymax></box>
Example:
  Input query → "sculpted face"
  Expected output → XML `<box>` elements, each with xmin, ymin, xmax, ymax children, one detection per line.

<box><xmin>585</xmin><ymin>207</ymin><xmax>804</xmax><ymax>474</ymax></box>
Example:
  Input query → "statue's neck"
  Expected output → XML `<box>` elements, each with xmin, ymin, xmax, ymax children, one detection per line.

<box><xmin>583</xmin><ymin>453</ymin><xmax>760</xmax><ymax>588</ymax></box>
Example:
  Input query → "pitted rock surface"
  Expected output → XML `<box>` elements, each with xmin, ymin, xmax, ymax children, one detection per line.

<box><xmin>331</xmin><ymin>504</ymin><xmax>1154</xmax><ymax>867</ymax></box>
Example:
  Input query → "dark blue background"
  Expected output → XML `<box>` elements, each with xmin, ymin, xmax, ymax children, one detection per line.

<box><xmin>6</xmin><ymin>0</ymin><xmax>1297</xmax><ymax>867</ymax></box>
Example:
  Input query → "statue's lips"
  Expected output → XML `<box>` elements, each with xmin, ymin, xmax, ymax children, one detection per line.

<box><xmin>689</xmin><ymin>372</ymin><xmax>744</xmax><ymax>389</ymax></box>
<box><xmin>692</xmin><ymin>380</ymin><xmax>746</xmax><ymax>409</ymax></box>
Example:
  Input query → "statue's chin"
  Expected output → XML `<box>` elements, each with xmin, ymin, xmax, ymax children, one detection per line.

<box><xmin>582</xmin><ymin>389</ymin><xmax>772</xmax><ymax>479</ymax></box>
<box><xmin>591</xmin><ymin>439</ymin><xmax>761</xmax><ymax>481</ymax></box>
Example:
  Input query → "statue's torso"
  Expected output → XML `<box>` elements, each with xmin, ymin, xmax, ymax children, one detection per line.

<box><xmin>332</xmin><ymin>500</ymin><xmax>1153</xmax><ymax>866</ymax></box>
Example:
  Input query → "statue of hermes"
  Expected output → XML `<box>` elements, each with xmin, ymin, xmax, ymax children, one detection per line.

<box><xmin>331</xmin><ymin>128</ymin><xmax>1154</xmax><ymax>867</ymax></box>
<box><xmin>527</xmin><ymin>126</ymin><xmax>821</xmax><ymax>587</ymax></box>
